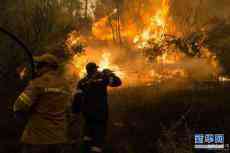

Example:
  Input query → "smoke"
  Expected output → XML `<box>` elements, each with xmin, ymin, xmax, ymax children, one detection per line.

<box><xmin>169</xmin><ymin>0</ymin><xmax>230</xmax><ymax>35</ymax></box>
<box><xmin>79</xmin><ymin>0</ymin><xmax>99</xmax><ymax>19</ymax></box>
<box><xmin>65</xmin><ymin>0</ymin><xmax>224</xmax><ymax>89</ymax></box>
<box><xmin>69</xmin><ymin>44</ymin><xmax>220</xmax><ymax>86</ymax></box>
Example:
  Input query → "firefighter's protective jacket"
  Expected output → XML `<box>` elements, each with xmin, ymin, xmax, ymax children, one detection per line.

<box><xmin>76</xmin><ymin>71</ymin><xmax>122</xmax><ymax>121</ymax></box>
<box><xmin>13</xmin><ymin>71</ymin><xmax>71</xmax><ymax>144</ymax></box>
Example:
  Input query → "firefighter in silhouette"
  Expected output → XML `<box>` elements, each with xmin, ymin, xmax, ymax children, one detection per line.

<box><xmin>73</xmin><ymin>62</ymin><xmax>122</xmax><ymax>153</ymax></box>
<box><xmin>13</xmin><ymin>54</ymin><xmax>71</xmax><ymax>153</ymax></box>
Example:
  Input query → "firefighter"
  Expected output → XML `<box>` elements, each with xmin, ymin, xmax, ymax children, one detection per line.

<box><xmin>73</xmin><ymin>62</ymin><xmax>122</xmax><ymax>153</ymax></box>
<box><xmin>13</xmin><ymin>53</ymin><xmax>71</xmax><ymax>153</ymax></box>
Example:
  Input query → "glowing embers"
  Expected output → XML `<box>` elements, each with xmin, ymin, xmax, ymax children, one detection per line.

<box><xmin>150</xmin><ymin>51</ymin><xmax>188</xmax><ymax>82</ymax></box>
<box><xmin>218</xmin><ymin>76</ymin><xmax>230</xmax><ymax>82</ymax></box>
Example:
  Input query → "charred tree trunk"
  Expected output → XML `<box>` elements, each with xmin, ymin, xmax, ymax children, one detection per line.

<box><xmin>108</xmin><ymin>17</ymin><xmax>116</xmax><ymax>43</ymax></box>
<box><xmin>85</xmin><ymin>0</ymin><xmax>88</xmax><ymax>18</ymax></box>
<box><xmin>117</xmin><ymin>12</ymin><xmax>122</xmax><ymax>45</ymax></box>
<box><xmin>115</xmin><ymin>3</ymin><xmax>122</xmax><ymax>46</ymax></box>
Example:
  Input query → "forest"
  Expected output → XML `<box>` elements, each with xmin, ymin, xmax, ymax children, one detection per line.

<box><xmin>1</xmin><ymin>0</ymin><xmax>230</xmax><ymax>153</ymax></box>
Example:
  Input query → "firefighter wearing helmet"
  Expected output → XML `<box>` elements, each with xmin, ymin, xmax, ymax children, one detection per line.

<box><xmin>72</xmin><ymin>62</ymin><xmax>122</xmax><ymax>153</ymax></box>
<box><xmin>13</xmin><ymin>53</ymin><xmax>71</xmax><ymax>153</ymax></box>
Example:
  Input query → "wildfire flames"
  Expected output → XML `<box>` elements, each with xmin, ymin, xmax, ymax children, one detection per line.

<box><xmin>66</xmin><ymin>0</ymin><xmax>223</xmax><ymax>86</ymax></box>
<box><xmin>133</xmin><ymin>0</ymin><xmax>171</xmax><ymax>48</ymax></box>
<box><xmin>98</xmin><ymin>53</ymin><xmax>124</xmax><ymax>78</ymax></box>
<box><xmin>71</xmin><ymin>51</ymin><xmax>124</xmax><ymax>79</ymax></box>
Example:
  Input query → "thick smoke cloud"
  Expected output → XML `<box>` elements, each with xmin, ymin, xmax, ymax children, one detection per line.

<box><xmin>169</xmin><ymin>0</ymin><xmax>230</xmax><ymax>35</ymax></box>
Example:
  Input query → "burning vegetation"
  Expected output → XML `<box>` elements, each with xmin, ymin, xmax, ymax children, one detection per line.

<box><xmin>1</xmin><ymin>1</ymin><xmax>230</xmax><ymax>153</ymax></box>
<box><xmin>65</xmin><ymin>0</ymin><xmax>229</xmax><ymax>87</ymax></box>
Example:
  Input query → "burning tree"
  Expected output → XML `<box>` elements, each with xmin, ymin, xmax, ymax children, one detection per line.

<box><xmin>65</xmin><ymin>0</ymin><xmax>227</xmax><ymax>86</ymax></box>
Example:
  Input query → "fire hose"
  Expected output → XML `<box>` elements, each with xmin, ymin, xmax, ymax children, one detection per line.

<box><xmin>0</xmin><ymin>27</ymin><xmax>35</xmax><ymax>79</ymax></box>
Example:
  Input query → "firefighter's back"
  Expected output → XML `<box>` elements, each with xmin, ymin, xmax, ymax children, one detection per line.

<box><xmin>22</xmin><ymin>71</ymin><xmax>71</xmax><ymax>144</ymax></box>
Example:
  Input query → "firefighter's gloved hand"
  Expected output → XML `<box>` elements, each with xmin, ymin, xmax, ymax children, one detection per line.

<box><xmin>102</xmin><ymin>69</ymin><xmax>114</xmax><ymax>77</ymax></box>
<box><xmin>108</xmin><ymin>76</ymin><xmax>116</xmax><ymax>85</ymax></box>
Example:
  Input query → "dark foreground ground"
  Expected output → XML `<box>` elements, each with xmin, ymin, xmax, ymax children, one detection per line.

<box><xmin>1</xmin><ymin>81</ymin><xmax>230</xmax><ymax>153</ymax></box>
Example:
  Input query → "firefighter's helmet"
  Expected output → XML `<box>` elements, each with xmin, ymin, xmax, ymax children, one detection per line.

<box><xmin>34</xmin><ymin>54</ymin><xmax>59</xmax><ymax>70</ymax></box>
<box><xmin>86</xmin><ymin>62</ymin><xmax>98</xmax><ymax>72</ymax></box>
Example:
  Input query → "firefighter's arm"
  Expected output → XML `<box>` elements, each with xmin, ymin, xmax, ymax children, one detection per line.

<box><xmin>76</xmin><ymin>80</ymin><xmax>85</xmax><ymax>94</ymax></box>
<box><xmin>102</xmin><ymin>69</ymin><xmax>121</xmax><ymax>86</ymax></box>
<box><xmin>102</xmin><ymin>69</ymin><xmax>122</xmax><ymax>87</ymax></box>
<box><xmin>107</xmin><ymin>74</ymin><xmax>122</xmax><ymax>87</ymax></box>
<box><xmin>71</xmin><ymin>84</ymin><xmax>84</xmax><ymax>114</ymax></box>
<box><xmin>79</xmin><ymin>77</ymin><xmax>104</xmax><ymax>87</ymax></box>
<box><xmin>13</xmin><ymin>84</ymin><xmax>40</xmax><ymax>113</ymax></box>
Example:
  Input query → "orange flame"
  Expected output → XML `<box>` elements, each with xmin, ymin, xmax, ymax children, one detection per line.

<box><xmin>71</xmin><ymin>49</ymin><xmax>125</xmax><ymax>79</ymax></box>
<box><xmin>98</xmin><ymin>52</ymin><xmax>125</xmax><ymax>78</ymax></box>
<box><xmin>66</xmin><ymin>0</ymin><xmax>222</xmax><ymax>86</ymax></box>
<box><xmin>133</xmin><ymin>0</ymin><xmax>171</xmax><ymax>48</ymax></box>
